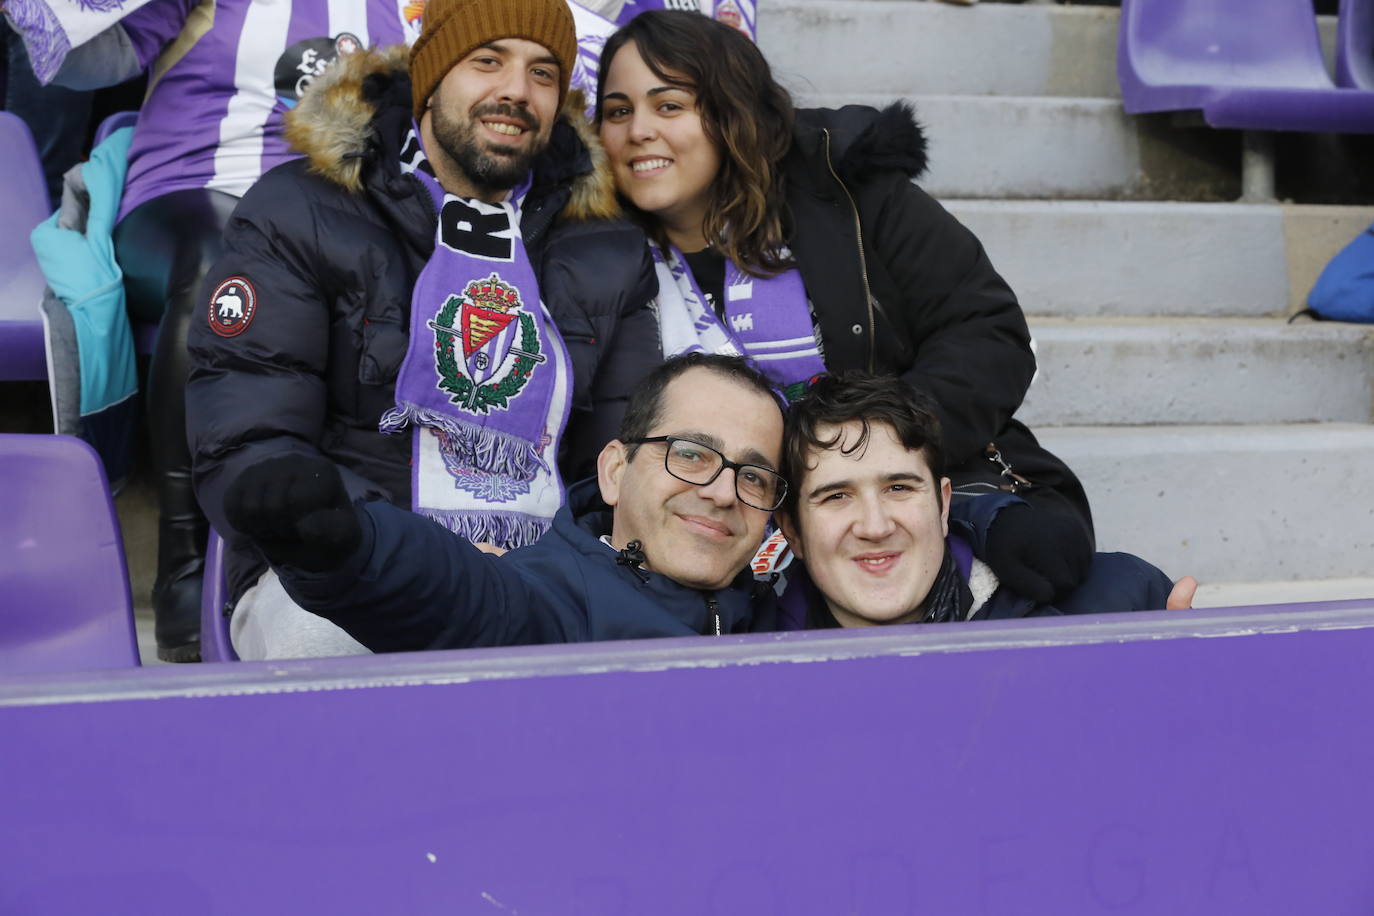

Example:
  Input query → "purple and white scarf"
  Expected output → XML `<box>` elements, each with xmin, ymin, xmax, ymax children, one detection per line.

<box><xmin>5</xmin><ymin>0</ymin><xmax>157</xmax><ymax>85</ymax></box>
<box><xmin>381</xmin><ymin>128</ymin><xmax>572</xmax><ymax>548</ymax></box>
<box><xmin>567</xmin><ymin>1</ymin><xmax>756</xmax><ymax>118</ymax></box>
<box><xmin>651</xmin><ymin>242</ymin><xmax>825</xmax><ymax>400</ymax></box>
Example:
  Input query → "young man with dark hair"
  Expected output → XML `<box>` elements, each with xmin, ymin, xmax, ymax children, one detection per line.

<box><xmin>777</xmin><ymin>372</ymin><xmax>1196</xmax><ymax>628</ymax></box>
<box><xmin>222</xmin><ymin>354</ymin><xmax>787</xmax><ymax>650</ymax></box>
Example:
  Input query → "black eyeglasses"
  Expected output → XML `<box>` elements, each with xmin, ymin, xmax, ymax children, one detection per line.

<box><xmin>626</xmin><ymin>436</ymin><xmax>788</xmax><ymax>512</ymax></box>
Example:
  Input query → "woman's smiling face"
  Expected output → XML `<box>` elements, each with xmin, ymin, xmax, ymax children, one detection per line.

<box><xmin>598</xmin><ymin>41</ymin><xmax>723</xmax><ymax>252</ymax></box>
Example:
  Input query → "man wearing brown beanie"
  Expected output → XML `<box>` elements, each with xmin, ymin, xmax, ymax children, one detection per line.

<box><xmin>186</xmin><ymin>0</ymin><xmax>660</xmax><ymax>660</ymax></box>
<box><xmin>409</xmin><ymin>0</ymin><xmax>576</xmax><ymax>196</ymax></box>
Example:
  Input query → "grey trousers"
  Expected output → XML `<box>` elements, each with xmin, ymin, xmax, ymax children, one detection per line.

<box><xmin>231</xmin><ymin>569</ymin><xmax>371</xmax><ymax>660</ymax></box>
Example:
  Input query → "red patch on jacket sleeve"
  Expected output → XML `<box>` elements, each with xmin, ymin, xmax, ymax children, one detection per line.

<box><xmin>207</xmin><ymin>277</ymin><xmax>258</xmax><ymax>338</ymax></box>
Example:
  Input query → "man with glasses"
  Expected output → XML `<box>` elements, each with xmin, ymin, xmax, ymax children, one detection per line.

<box><xmin>222</xmin><ymin>353</ymin><xmax>787</xmax><ymax>650</ymax></box>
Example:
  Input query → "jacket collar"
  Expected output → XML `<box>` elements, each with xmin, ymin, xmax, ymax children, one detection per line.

<box><xmin>788</xmin><ymin>102</ymin><xmax>931</xmax><ymax>194</ymax></box>
<box><xmin>557</xmin><ymin>478</ymin><xmax>773</xmax><ymax>633</ymax></box>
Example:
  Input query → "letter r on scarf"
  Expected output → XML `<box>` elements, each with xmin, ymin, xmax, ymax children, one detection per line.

<box><xmin>439</xmin><ymin>199</ymin><xmax>515</xmax><ymax>261</ymax></box>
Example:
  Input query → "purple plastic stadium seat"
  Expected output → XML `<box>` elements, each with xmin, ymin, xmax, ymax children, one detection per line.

<box><xmin>0</xmin><ymin>113</ymin><xmax>54</xmax><ymax>381</ymax></box>
<box><xmin>1118</xmin><ymin>0</ymin><xmax>1374</xmax><ymax>132</ymax></box>
<box><xmin>1337</xmin><ymin>0</ymin><xmax>1374</xmax><ymax>89</ymax></box>
<box><xmin>92</xmin><ymin>110</ymin><xmax>138</xmax><ymax>147</ymax></box>
<box><xmin>199</xmin><ymin>529</ymin><xmax>239</xmax><ymax>662</ymax></box>
<box><xmin>0</xmin><ymin>434</ymin><xmax>140</xmax><ymax>673</ymax></box>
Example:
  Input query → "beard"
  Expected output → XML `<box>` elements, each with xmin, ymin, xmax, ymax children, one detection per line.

<box><xmin>430</xmin><ymin>99</ymin><xmax>547</xmax><ymax>194</ymax></box>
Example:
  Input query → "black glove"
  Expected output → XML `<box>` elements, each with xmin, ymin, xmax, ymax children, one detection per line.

<box><xmin>981</xmin><ymin>502</ymin><xmax>1092</xmax><ymax>603</ymax></box>
<box><xmin>223</xmin><ymin>454</ymin><xmax>361</xmax><ymax>573</ymax></box>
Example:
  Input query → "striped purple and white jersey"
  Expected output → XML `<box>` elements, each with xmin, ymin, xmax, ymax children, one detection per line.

<box><xmin>116</xmin><ymin>0</ymin><xmax>420</xmax><ymax>220</ymax></box>
<box><xmin>112</xmin><ymin>0</ymin><xmax>753</xmax><ymax>221</ymax></box>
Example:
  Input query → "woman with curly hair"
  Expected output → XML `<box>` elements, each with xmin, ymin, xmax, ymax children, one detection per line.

<box><xmin>596</xmin><ymin>9</ymin><xmax>1096</xmax><ymax>602</ymax></box>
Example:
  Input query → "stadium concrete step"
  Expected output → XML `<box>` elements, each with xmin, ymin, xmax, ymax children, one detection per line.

<box><xmin>1195</xmin><ymin>577</ymin><xmax>1374</xmax><ymax>609</ymax></box>
<box><xmin>763</xmin><ymin>3</ymin><xmax>1356</xmax><ymax>203</ymax></box>
<box><xmin>1017</xmin><ymin>317</ymin><xmax>1374</xmax><ymax>427</ymax></box>
<box><xmin>795</xmin><ymin>93</ymin><xmax>1238</xmax><ymax>201</ymax></box>
<box><xmin>760</xmin><ymin>1</ymin><xmax>1124</xmax><ymax>100</ymax></box>
<box><xmin>759</xmin><ymin>0</ymin><xmax>1336</xmax><ymax>101</ymax></box>
<box><xmin>1036</xmin><ymin>423</ymin><xmax>1374</xmax><ymax>583</ymax></box>
<box><xmin>942</xmin><ymin>200</ymin><xmax>1374</xmax><ymax>317</ymax></box>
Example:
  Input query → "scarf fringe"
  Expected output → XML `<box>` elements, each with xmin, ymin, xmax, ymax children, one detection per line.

<box><xmin>381</xmin><ymin>403</ymin><xmax>545</xmax><ymax>479</ymax></box>
<box><xmin>419</xmin><ymin>508</ymin><xmax>552</xmax><ymax>551</ymax></box>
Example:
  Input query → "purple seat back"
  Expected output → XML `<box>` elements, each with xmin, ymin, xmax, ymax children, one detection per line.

<box><xmin>199</xmin><ymin>529</ymin><xmax>239</xmax><ymax>661</ymax></box>
<box><xmin>1118</xmin><ymin>0</ymin><xmax>1374</xmax><ymax>131</ymax></box>
<box><xmin>1337</xmin><ymin>0</ymin><xmax>1374</xmax><ymax>89</ymax></box>
<box><xmin>0</xmin><ymin>434</ymin><xmax>139</xmax><ymax>673</ymax></box>
<box><xmin>92</xmin><ymin>110</ymin><xmax>138</xmax><ymax>147</ymax></box>
<box><xmin>0</xmin><ymin>113</ymin><xmax>54</xmax><ymax>381</ymax></box>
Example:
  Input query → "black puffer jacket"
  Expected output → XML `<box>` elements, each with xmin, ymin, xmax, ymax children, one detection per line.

<box><xmin>784</xmin><ymin>103</ymin><xmax>1093</xmax><ymax>538</ymax></box>
<box><xmin>282</xmin><ymin>480</ymin><xmax>776</xmax><ymax>652</ymax></box>
<box><xmin>188</xmin><ymin>47</ymin><xmax>658</xmax><ymax>603</ymax></box>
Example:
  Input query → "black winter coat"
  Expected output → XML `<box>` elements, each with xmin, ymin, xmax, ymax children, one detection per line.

<box><xmin>280</xmin><ymin>479</ymin><xmax>776</xmax><ymax>652</ymax></box>
<box><xmin>784</xmin><ymin>103</ymin><xmax>1094</xmax><ymax>539</ymax></box>
<box><xmin>187</xmin><ymin>48</ymin><xmax>658</xmax><ymax>603</ymax></box>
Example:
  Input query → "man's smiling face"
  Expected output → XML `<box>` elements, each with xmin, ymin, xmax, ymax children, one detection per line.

<box><xmin>425</xmin><ymin>38</ymin><xmax>560</xmax><ymax>199</ymax></box>
<box><xmin>598</xmin><ymin>366</ymin><xmax>784</xmax><ymax>591</ymax></box>
<box><xmin>783</xmin><ymin>421</ymin><xmax>951</xmax><ymax>627</ymax></box>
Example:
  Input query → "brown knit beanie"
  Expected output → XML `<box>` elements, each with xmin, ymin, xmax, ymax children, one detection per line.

<box><xmin>409</xmin><ymin>0</ymin><xmax>577</xmax><ymax>120</ymax></box>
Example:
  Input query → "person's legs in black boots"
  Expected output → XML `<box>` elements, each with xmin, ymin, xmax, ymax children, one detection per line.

<box><xmin>114</xmin><ymin>188</ymin><xmax>240</xmax><ymax>662</ymax></box>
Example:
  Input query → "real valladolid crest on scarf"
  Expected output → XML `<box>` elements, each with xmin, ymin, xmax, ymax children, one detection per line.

<box><xmin>381</xmin><ymin>127</ymin><xmax>573</xmax><ymax>548</ymax></box>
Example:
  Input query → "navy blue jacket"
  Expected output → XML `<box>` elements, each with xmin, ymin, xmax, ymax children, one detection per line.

<box><xmin>951</xmin><ymin>493</ymin><xmax>1172</xmax><ymax>619</ymax></box>
<box><xmin>280</xmin><ymin>480</ymin><xmax>777</xmax><ymax>652</ymax></box>
<box><xmin>973</xmin><ymin>550</ymin><xmax>1173</xmax><ymax>620</ymax></box>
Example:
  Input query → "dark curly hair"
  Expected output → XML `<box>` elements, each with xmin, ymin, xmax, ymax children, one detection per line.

<box><xmin>618</xmin><ymin>353</ymin><xmax>783</xmax><ymax>460</ymax></box>
<box><xmin>595</xmin><ymin>10</ymin><xmax>795</xmax><ymax>277</ymax></box>
<box><xmin>781</xmin><ymin>372</ymin><xmax>946</xmax><ymax>516</ymax></box>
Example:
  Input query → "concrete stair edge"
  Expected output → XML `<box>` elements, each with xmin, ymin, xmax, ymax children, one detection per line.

<box><xmin>942</xmin><ymin>200</ymin><xmax>1374</xmax><ymax>317</ymax></box>
<box><xmin>1019</xmin><ymin>317</ymin><xmax>1374</xmax><ymax>427</ymax></box>
<box><xmin>1195</xmin><ymin>578</ymin><xmax>1374</xmax><ymax>609</ymax></box>
<box><xmin>1035</xmin><ymin>423</ymin><xmax>1374</xmax><ymax>582</ymax></box>
<box><xmin>759</xmin><ymin>1</ymin><xmax>1338</xmax><ymax>101</ymax></box>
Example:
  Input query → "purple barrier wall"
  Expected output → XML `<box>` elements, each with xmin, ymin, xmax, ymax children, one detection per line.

<box><xmin>4</xmin><ymin>601</ymin><xmax>1374</xmax><ymax>914</ymax></box>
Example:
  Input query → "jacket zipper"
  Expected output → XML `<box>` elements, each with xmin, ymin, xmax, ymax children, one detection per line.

<box><xmin>984</xmin><ymin>442</ymin><xmax>1035</xmax><ymax>493</ymax></box>
<box><xmin>522</xmin><ymin>197</ymin><xmax>553</xmax><ymax>249</ymax></box>
<box><xmin>821</xmin><ymin>128</ymin><xmax>876</xmax><ymax>373</ymax></box>
<box><xmin>408</xmin><ymin>171</ymin><xmax>439</xmax><ymax>245</ymax></box>
<box><xmin>616</xmin><ymin>540</ymin><xmax>651</xmax><ymax>583</ymax></box>
<box><xmin>704</xmin><ymin>596</ymin><xmax>722</xmax><ymax>636</ymax></box>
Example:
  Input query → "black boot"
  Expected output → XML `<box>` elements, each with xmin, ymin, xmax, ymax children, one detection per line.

<box><xmin>143</xmin><ymin>250</ymin><xmax>207</xmax><ymax>663</ymax></box>
<box><xmin>151</xmin><ymin>469</ymin><xmax>205</xmax><ymax>662</ymax></box>
<box><xmin>115</xmin><ymin>189</ymin><xmax>238</xmax><ymax>663</ymax></box>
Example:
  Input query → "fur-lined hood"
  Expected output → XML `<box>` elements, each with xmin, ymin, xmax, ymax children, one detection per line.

<box><xmin>284</xmin><ymin>45</ymin><xmax>619</xmax><ymax>222</ymax></box>
<box><xmin>793</xmin><ymin>102</ymin><xmax>930</xmax><ymax>186</ymax></box>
